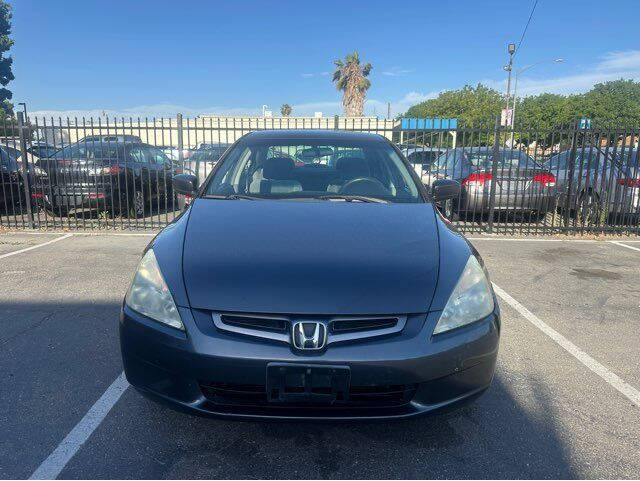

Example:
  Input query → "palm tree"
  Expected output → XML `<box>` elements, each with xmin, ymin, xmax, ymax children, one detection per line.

<box><xmin>280</xmin><ymin>104</ymin><xmax>292</xmax><ymax>117</ymax></box>
<box><xmin>332</xmin><ymin>52</ymin><xmax>372</xmax><ymax>117</ymax></box>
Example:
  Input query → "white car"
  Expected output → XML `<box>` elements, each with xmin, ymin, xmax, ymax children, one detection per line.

<box><xmin>403</xmin><ymin>147</ymin><xmax>446</xmax><ymax>183</ymax></box>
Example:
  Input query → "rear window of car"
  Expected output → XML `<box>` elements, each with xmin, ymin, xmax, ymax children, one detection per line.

<box><xmin>467</xmin><ymin>150</ymin><xmax>538</xmax><ymax>168</ymax></box>
<box><xmin>52</xmin><ymin>143</ymin><xmax>126</xmax><ymax>160</ymax></box>
<box><xmin>407</xmin><ymin>151</ymin><xmax>439</xmax><ymax>165</ymax></box>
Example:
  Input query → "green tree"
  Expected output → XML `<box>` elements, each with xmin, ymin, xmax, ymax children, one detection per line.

<box><xmin>512</xmin><ymin>93</ymin><xmax>574</xmax><ymax>146</ymax></box>
<box><xmin>0</xmin><ymin>0</ymin><xmax>14</xmax><ymax>115</ymax></box>
<box><xmin>404</xmin><ymin>84</ymin><xmax>503</xmax><ymax>127</ymax></box>
<box><xmin>574</xmin><ymin>79</ymin><xmax>640</xmax><ymax>126</ymax></box>
<box><xmin>280</xmin><ymin>103</ymin><xmax>292</xmax><ymax>117</ymax></box>
<box><xmin>332</xmin><ymin>52</ymin><xmax>372</xmax><ymax>117</ymax></box>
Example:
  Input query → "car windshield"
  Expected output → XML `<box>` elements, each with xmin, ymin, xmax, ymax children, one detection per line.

<box><xmin>204</xmin><ymin>136</ymin><xmax>422</xmax><ymax>203</ymax></box>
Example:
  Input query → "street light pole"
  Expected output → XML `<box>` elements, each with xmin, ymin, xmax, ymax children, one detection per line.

<box><xmin>504</xmin><ymin>43</ymin><xmax>516</xmax><ymax>123</ymax></box>
<box><xmin>509</xmin><ymin>58</ymin><xmax>564</xmax><ymax>146</ymax></box>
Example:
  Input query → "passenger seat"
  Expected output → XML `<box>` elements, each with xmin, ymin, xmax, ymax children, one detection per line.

<box><xmin>249</xmin><ymin>157</ymin><xmax>303</xmax><ymax>194</ymax></box>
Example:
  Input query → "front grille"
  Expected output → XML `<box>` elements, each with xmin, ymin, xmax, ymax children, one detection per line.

<box><xmin>331</xmin><ymin>317</ymin><xmax>397</xmax><ymax>333</ymax></box>
<box><xmin>220</xmin><ymin>313</ymin><xmax>287</xmax><ymax>333</ymax></box>
<box><xmin>212</xmin><ymin>312</ymin><xmax>407</xmax><ymax>347</ymax></box>
<box><xmin>199</xmin><ymin>381</ymin><xmax>417</xmax><ymax>408</ymax></box>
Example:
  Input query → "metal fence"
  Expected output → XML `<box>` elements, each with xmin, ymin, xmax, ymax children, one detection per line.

<box><xmin>1</xmin><ymin>113</ymin><xmax>639</xmax><ymax>235</ymax></box>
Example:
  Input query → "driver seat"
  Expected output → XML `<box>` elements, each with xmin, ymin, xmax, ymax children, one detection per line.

<box><xmin>327</xmin><ymin>156</ymin><xmax>370</xmax><ymax>193</ymax></box>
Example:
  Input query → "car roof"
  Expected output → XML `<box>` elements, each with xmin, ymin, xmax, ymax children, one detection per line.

<box><xmin>243</xmin><ymin>130</ymin><xmax>386</xmax><ymax>142</ymax></box>
<box><xmin>68</xmin><ymin>140</ymin><xmax>147</xmax><ymax>147</ymax></box>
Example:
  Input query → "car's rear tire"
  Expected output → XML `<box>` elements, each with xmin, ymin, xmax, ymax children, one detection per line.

<box><xmin>577</xmin><ymin>190</ymin><xmax>602</xmax><ymax>226</ymax></box>
<box><xmin>124</xmin><ymin>190</ymin><xmax>146</xmax><ymax>218</ymax></box>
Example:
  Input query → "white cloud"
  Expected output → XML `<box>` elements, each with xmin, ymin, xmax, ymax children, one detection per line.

<box><xmin>597</xmin><ymin>50</ymin><xmax>640</xmax><ymax>71</ymax></box>
<box><xmin>301</xmin><ymin>71</ymin><xmax>331</xmax><ymax>79</ymax></box>
<box><xmin>483</xmin><ymin>49</ymin><xmax>640</xmax><ymax>97</ymax></box>
<box><xmin>28</xmin><ymin>102</ymin><xmax>261</xmax><ymax>120</ymax></box>
<box><xmin>382</xmin><ymin>67</ymin><xmax>412</xmax><ymax>77</ymax></box>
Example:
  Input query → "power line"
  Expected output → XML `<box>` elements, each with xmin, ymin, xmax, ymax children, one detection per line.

<box><xmin>514</xmin><ymin>0</ymin><xmax>538</xmax><ymax>58</ymax></box>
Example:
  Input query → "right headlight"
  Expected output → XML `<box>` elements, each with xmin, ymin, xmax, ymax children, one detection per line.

<box><xmin>433</xmin><ymin>255</ymin><xmax>494</xmax><ymax>335</ymax></box>
<box><xmin>125</xmin><ymin>249</ymin><xmax>183</xmax><ymax>330</ymax></box>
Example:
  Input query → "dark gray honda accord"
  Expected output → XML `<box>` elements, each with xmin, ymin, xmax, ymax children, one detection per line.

<box><xmin>120</xmin><ymin>130</ymin><xmax>500</xmax><ymax>420</ymax></box>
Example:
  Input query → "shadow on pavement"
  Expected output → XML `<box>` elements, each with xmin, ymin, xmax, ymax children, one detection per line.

<box><xmin>0</xmin><ymin>298</ymin><xmax>576</xmax><ymax>479</ymax></box>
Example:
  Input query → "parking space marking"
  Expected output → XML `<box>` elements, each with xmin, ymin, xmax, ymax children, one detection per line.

<box><xmin>468</xmin><ymin>237</ymin><xmax>640</xmax><ymax>243</ymax></box>
<box><xmin>609</xmin><ymin>241</ymin><xmax>640</xmax><ymax>252</ymax></box>
<box><xmin>1</xmin><ymin>231</ymin><xmax>157</xmax><ymax>237</ymax></box>
<box><xmin>29</xmin><ymin>372</ymin><xmax>129</xmax><ymax>480</ymax></box>
<box><xmin>492</xmin><ymin>282</ymin><xmax>640</xmax><ymax>408</ymax></box>
<box><xmin>0</xmin><ymin>234</ymin><xmax>73</xmax><ymax>259</ymax></box>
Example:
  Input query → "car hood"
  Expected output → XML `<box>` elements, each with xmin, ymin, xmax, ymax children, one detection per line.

<box><xmin>182</xmin><ymin>199</ymin><xmax>440</xmax><ymax>315</ymax></box>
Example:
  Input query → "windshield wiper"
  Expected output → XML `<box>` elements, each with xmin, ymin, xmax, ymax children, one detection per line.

<box><xmin>314</xmin><ymin>194</ymin><xmax>388</xmax><ymax>203</ymax></box>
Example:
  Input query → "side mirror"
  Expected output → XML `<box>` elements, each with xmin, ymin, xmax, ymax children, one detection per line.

<box><xmin>431</xmin><ymin>179</ymin><xmax>460</xmax><ymax>202</ymax></box>
<box><xmin>172</xmin><ymin>174</ymin><xmax>197</xmax><ymax>195</ymax></box>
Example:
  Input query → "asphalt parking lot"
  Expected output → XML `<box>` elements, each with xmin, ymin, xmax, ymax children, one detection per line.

<box><xmin>1</xmin><ymin>232</ymin><xmax>639</xmax><ymax>479</ymax></box>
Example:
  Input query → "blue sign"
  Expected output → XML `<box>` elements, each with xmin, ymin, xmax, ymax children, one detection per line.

<box><xmin>400</xmin><ymin>118</ymin><xmax>458</xmax><ymax>130</ymax></box>
<box><xmin>579</xmin><ymin>118</ymin><xmax>591</xmax><ymax>129</ymax></box>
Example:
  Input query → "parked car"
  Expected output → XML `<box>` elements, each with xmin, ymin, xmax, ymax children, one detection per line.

<box><xmin>120</xmin><ymin>130</ymin><xmax>500</xmax><ymax>420</ymax></box>
<box><xmin>545</xmin><ymin>147</ymin><xmax>640</xmax><ymax>223</ymax></box>
<box><xmin>35</xmin><ymin>141</ymin><xmax>178</xmax><ymax>217</ymax></box>
<box><xmin>425</xmin><ymin>147</ymin><xmax>556</xmax><ymax>219</ymax></box>
<box><xmin>79</xmin><ymin>134</ymin><xmax>142</xmax><ymax>143</ymax></box>
<box><xmin>198</xmin><ymin>142</ymin><xmax>231</xmax><ymax>151</ymax></box>
<box><xmin>28</xmin><ymin>141</ymin><xmax>58</xmax><ymax>158</ymax></box>
<box><xmin>159</xmin><ymin>145</ymin><xmax>192</xmax><ymax>162</ymax></box>
<box><xmin>0</xmin><ymin>146</ymin><xmax>24</xmax><ymax>211</ymax></box>
<box><xmin>176</xmin><ymin>148</ymin><xmax>228</xmax><ymax>210</ymax></box>
<box><xmin>404</xmin><ymin>147</ymin><xmax>446</xmax><ymax>183</ymax></box>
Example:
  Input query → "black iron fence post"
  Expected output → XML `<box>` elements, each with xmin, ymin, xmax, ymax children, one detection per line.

<box><xmin>17</xmin><ymin>112</ymin><xmax>35</xmax><ymax>228</ymax></box>
<box><xmin>334</xmin><ymin>115</ymin><xmax>339</xmax><ymax>130</ymax></box>
<box><xmin>487</xmin><ymin>115</ymin><xmax>501</xmax><ymax>234</ymax></box>
<box><xmin>563</xmin><ymin>121</ymin><xmax>579</xmax><ymax>232</ymax></box>
<box><xmin>177</xmin><ymin>113</ymin><xmax>184</xmax><ymax>167</ymax></box>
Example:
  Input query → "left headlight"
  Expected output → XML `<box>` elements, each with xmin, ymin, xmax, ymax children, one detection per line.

<box><xmin>125</xmin><ymin>249</ymin><xmax>184</xmax><ymax>330</ymax></box>
<box><xmin>433</xmin><ymin>255</ymin><xmax>494</xmax><ymax>335</ymax></box>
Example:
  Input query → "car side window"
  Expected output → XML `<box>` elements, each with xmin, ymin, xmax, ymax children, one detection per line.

<box><xmin>547</xmin><ymin>152</ymin><xmax>568</xmax><ymax>171</ymax></box>
<box><xmin>128</xmin><ymin>146</ymin><xmax>148</xmax><ymax>163</ymax></box>
<box><xmin>146</xmin><ymin>146</ymin><xmax>171</xmax><ymax>165</ymax></box>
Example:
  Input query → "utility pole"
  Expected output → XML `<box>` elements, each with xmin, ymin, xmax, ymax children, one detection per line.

<box><xmin>387</xmin><ymin>102</ymin><xmax>391</xmax><ymax>120</ymax></box>
<box><xmin>503</xmin><ymin>43</ymin><xmax>516</xmax><ymax>127</ymax></box>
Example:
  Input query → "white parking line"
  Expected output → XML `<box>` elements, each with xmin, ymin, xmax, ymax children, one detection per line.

<box><xmin>0</xmin><ymin>234</ymin><xmax>73</xmax><ymax>259</ymax></box>
<box><xmin>609</xmin><ymin>241</ymin><xmax>640</xmax><ymax>252</ymax></box>
<box><xmin>29</xmin><ymin>372</ymin><xmax>129</xmax><ymax>480</ymax></box>
<box><xmin>469</xmin><ymin>237</ymin><xmax>603</xmax><ymax>243</ymax></box>
<box><xmin>1</xmin><ymin>231</ymin><xmax>156</xmax><ymax>237</ymax></box>
<box><xmin>492</xmin><ymin>282</ymin><xmax>640</xmax><ymax>408</ymax></box>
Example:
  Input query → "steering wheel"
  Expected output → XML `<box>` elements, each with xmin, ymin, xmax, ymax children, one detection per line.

<box><xmin>339</xmin><ymin>177</ymin><xmax>390</xmax><ymax>197</ymax></box>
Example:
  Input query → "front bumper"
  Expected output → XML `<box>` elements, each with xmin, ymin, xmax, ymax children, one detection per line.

<box><xmin>120</xmin><ymin>305</ymin><xmax>500</xmax><ymax>420</ymax></box>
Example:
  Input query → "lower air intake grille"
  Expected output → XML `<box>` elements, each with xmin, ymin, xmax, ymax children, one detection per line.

<box><xmin>199</xmin><ymin>381</ymin><xmax>417</xmax><ymax>408</ymax></box>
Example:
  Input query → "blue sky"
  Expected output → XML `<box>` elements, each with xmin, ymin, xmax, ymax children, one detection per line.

<box><xmin>9</xmin><ymin>0</ymin><xmax>640</xmax><ymax>118</ymax></box>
